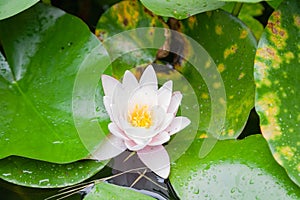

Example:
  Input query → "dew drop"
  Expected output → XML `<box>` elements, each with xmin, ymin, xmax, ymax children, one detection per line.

<box><xmin>23</xmin><ymin>170</ymin><xmax>32</xmax><ymax>174</ymax></box>
<box><xmin>39</xmin><ymin>179</ymin><xmax>49</xmax><ymax>184</ymax></box>
<box><xmin>0</xmin><ymin>68</ymin><xmax>6</xmax><ymax>74</ymax></box>
<box><xmin>2</xmin><ymin>173</ymin><xmax>11</xmax><ymax>177</ymax></box>
<box><xmin>52</xmin><ymin>141</ymin><xmax>63</xmax><ymax>144</ymax></box>
<box><xmin>231</xmin><ymin>187</ymin><xmax>236</xmax><ymax>193</ymax></box>
<box><xmin>193</xmin><ymin>189</ymin><xmax>200</xmax><ymax>194</ymax></box>
<box><xmin>249</xmin><ymin>179</ymin><xmax>255</xmax><ymax>184</ymax></box>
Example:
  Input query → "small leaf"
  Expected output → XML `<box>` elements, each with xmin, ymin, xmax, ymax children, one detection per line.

<box><xmin>170</xmin><ymin>135</ymin><xmax>300</xmax><ymax>199</ymax></box>
<box><xmin>0</xmin><ymin>0</ymin><xmax>39</xmax><ymax>20</ymax></box>
<box><xmin>222</xmin><ymin>3</ymin><xmax>264</xmax><ymax>40</ymax></box>
<box><xmin>140</xmin><ymin>0</ymin><xmax>225</xmax><ymax>19</ymax></box>
<box><xmin>0</xmin><ymin>156</ymin><xmax>108</xmax><ymax>188</ymax></box>
<box><xmin>254</xmin><ymin>0</ymin><xmax>300</xmax><ymax>186</ymax></box>
<box><xmin>84</xmin><ymin>182</ymin><xmax>155</xmax><ymax>200</ymax></box>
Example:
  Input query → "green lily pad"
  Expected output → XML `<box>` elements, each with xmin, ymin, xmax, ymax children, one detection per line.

<box><xmin>0</xmin><ymin>156</ymin><xmax>108</xmax><ymax>188</ymax></box>
<box><xmin>254</xmin><ymin>0</ymin><xmax>300</xmax><ymax>186</ymax></box>
<box><xmin>0</xmin><ymin>0</ymin><xmax>39</xmax><ymax>20</ymax></box>
<box><xmin>84</xmin><ymin>182</ymin><xmax>155</xmax><ymax>200</ymax></box>
<box><xmin>170</xmin><ymin>135</ymin><xmax>300</xmax><ymax>199</ymax></box>
<box><xmin>95</xmin><ymin>0</ymin><xmax>166</xmax><ymax>78</ymax></box>
<box><xmin>178</xmin><ymin>10</ymin><xmax>257</xmax><ymax>139</ymax></box>
<box><xmin>0</xmin><ymin>3</ymin><xmax>109</xmax><ymax>162</ymax></box>
<box><xmin>139</xmin><ymin>0</ymin><xmax>225</xmax><ymax>19</ymax></box>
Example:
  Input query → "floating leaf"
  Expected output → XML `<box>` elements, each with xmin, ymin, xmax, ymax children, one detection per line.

<box><xmin>0</xmin><ymin>156</ymin><xmax>108</xmax><ymax>188</ymax></box>
<box><xmin>170</xmin><ymin>135</ymin><xmax>300</xmax><ymax>199</ymax></box>
<box><xmin>254</xmin><ymin>0</ymin><xmax>300</xmax><ymax>186</ymax></box>
<box><xmin>140</xmin><ymin>0</ymin><xmax>225</xmax><ymax>19</ymax></box>
<box><xmin>0</xmin><ymin>0</ymin><xmax>39</xmax><ymax>20</ymax></box>
<box><xmin>178</xmin><ymin>10</ymin><xmax>256</xmax><ymax>139</ymax></box>
<box><xmin>95</xmin><ymin>0</ymin><xmax>166</xmax><ymax>78</ymax></box>
<box><xmin>84</xmin><ymin>182</ymin><xmax>155</xmax><ymax>200</ymax></box>
<box><xmin>0</xmin><ymin>3</ymin><xmax>110</xmax><ymax>162</ymax></box>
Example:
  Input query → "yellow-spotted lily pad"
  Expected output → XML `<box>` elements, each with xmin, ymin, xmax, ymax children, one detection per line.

<box><xmin>254</xmin><ymin>0</ymin><xmax>300</xmax><ymax>186</ymax></box>
<box><xmin>178</xmin><ymin>10</ymin><xmax>257</xmax><ymax>139</ymax></box>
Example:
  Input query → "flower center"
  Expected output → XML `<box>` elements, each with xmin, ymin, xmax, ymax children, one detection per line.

<box><xmin>128</xmin><ymin>104</ymin><xmax>152</xmax><ymax>128</ymax></box>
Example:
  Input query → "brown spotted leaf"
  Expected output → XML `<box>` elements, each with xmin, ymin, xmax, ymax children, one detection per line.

<box><xmin>254</xmin><ymin>0</ymin><xmax>300</xmax><ymax>186</ymax></box>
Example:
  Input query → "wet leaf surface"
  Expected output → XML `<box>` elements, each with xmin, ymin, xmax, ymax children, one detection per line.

<box><xmin>0</xmin><ymin>3</ymin><xmax>109</xmax><ymax>162</ymax></box>
<box><xmin>140</xmin><ymin>0</ymin><xmax>225</xmax><ymax>19</ymax></box>
<box><xmin>254</xmin><ymin>0</ymin><xmax>300</xmax><ymax>187</ymax></box>
<box><xmin>178</xmin><ymin>10</ymin><xmax>257</xmax><ymax>139</ymax></box>
<box><xmin>0</xmin><ymin>156</ymin><xmax>108</xmax><ymax>188</ymax></box>
<box><xmin>170</xmin><ymin>135</ymin><xmax>300</xmax><ymax>199</ymax></box>
<box><xmin>0</xmin><ymin>0</ymin><xmax>39</xmax><ymax>20</ymax></box>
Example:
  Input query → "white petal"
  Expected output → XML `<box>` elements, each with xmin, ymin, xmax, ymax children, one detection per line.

<box><xmin>137</xmin><ymin>145</ymin><xmax>170</xmax><ymax>179</ymax></box>
<box><xmin>108</xmin><ymin>122</ymin><xmax>128</xmax><ymax>140</ymax></box>
<box><xmin>124</xmin><ymin>127</ymin><xmax>157</xmax><ymax>140</ymax></box>
<box><xmin>158</xmin><ymin>81</ymin><xmax>173</xmax><ymax>112</ymax></box>
<box><xmin>125</xmin><ymin>139</ymin><xmax>150</xmax><ymax>151</ymax></box>
<box><xmin>132</xmin><ymin>137</ymin><xmax>152</xmax><ymax>145</ymax></box>
<box><xmin>139</xmin><ymin>65</ymin><xmax>157</xmax><ymax>90</ymax></box>
<box><xmin>103</xmin><ymin>96</ymin><xmax>113</xmax><ymax>121</ymax></box>
<box><xmin>122</xmin><ymin>70</ymin><xmax>139</xmax><ymax>93</ymax></box>
<box><xmin>110</xmin><ymin>83</ymin><xmax>130</xmax><ymax>129</ymax></box>
<box><xmin>128</xmin><ymin>85</ymin><xmax>158</xmax><ymax>111</ymax></box>
<box><xmin>159</xmin><ymin>113</ymin><xmax>174</xmax><ymax>133</ymax></box>
<box><xmin>149</xmin><ymin>131</ymin><xmax>170</xmax><ymax>146</ymax></box>
<box><xmin>165</xmin><ymin>116</ymin><xmax>191</xmax><ymax>135</ymax></box>
<box><xmin>167</xmin><ymin>91</ymin><xmax>182</xmax><ymax>115</ymax></box>
<box><xmin>151</xmin><ymin>105</ymin><xmax>168</xmax><ymax>127</ymax></box>
<box><xmin>151</xmin><ymin>106</ymin><xmax>174</xmax><ymax>131</ymax></box>
<box><xmin>91</xmin><ymin>135</ymin><xmax>126</xmax><ymax>161</ymax></box>
<box><xmin>101</xmin><ymin>75</ymin><xmax>120</xmax><ymax>97</ymax></box>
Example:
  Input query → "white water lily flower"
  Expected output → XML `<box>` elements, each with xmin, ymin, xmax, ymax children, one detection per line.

<box><xmin>94</xmin><ymin>65</ymin><xmax>190</xmax><ymax>178</ymax></box>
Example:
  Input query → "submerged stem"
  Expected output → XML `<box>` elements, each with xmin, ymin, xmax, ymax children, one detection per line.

<box><xmin>231</xmin><ymin>2</ymin><xmax>243</xmax><ymax>17</ymax></box>
<box><xmin>46</xmin><ymin>167</ymin><xmax>148</xmax><ymax>200</ymax></box>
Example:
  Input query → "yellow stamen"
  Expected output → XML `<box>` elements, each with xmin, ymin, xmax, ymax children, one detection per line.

<box><xmin>129</xmin><ymin>104</ymin><xmax>152</xmax><ymax>128</ymax></box>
